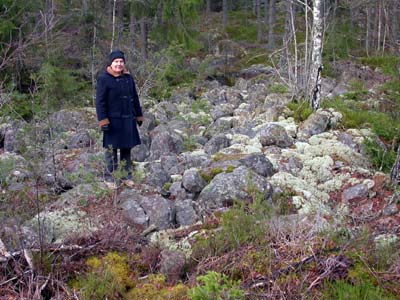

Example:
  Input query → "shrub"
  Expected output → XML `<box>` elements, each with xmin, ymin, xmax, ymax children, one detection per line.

<box><xmin>363</xmin><ymin>139</ymin><xmax>397</xmax><ymax>173</ymax></box>
<box><xmin>188</xmin><ymin>271</ymin><xmax>245</xmax><ymax>300</ymax></box>
<box><xmin>73</xmin><ymin>252</ymin><xmax>133</xmax><ymax>300</ymax></box>
<box><xmin>322</xmin><ymin>280</ymin><xmax>396</xmax><ymax>300</ymax></box>
<box><xmin>286</xmin><ymin>101</ymin><xmax>313</xmax><ymax>122</ymax></box>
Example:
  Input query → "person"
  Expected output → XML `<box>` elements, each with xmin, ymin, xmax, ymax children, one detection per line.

<box><xmin>96</xmin><ymin>50</ymin><xmax>144</xmax><ymax>188</ymax></box>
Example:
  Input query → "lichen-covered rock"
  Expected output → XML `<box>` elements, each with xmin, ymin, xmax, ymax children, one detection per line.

<box><xmin>149</xmin><ymin>128</ymin><xmax>184</xmax><ymax>160</ymax></box>
<box><xmin>182</xmin><ymin>168</ymin><xmax>207</xmax><ymax>193</ymax></box>
<box><xmin>159</xmin><ymin>249</ymin><xmax>186</xmax><ymax>282</ymax></box>
<box><xmin>175</xmin><ymin>199</ymin><xmax>199</xmax><ymax>226</ymax></box>
<box><xmin>137</xmin><ymin>195</ymin><xmax>175</xmax><ymax>229</ymax></box>
<box><xmin>67</xmin><ymin>130</ymin><xmax>93</xmax><ymax>149</ymax></box>
<box><xmin>341</xmin><ymin>183</ymin><xmax>369</xmax><ymax>202</ymax></box>
<box><xmin>204</xmin><ymin>133</ymin><xmax>231</xmax><ymax>154</ymax></box>
<box><xmin>239</xmin><ymin>152</ymin><xmax>275</xmax><ymax>177</ymax></box>
<box><xmin>198</xmin><ymin>166</ymin><xmax>273</xmax><ymax>211</ymax></box>
<box><xmin>23</xmin><ymin>207</ymin><xmax>96</xmax><ymax>244</ymax></box>
<box><xmin>161</xmin><ymin>155</ymin><xmax>185</xmax><ymax>176</ymax></box>
<box><xmin>259</xmin><ymin>123</ymin><xmax>294</xmax><ymax>148</ymax></box>
<box><xmin>119</xmin><ymin>190</ymin><xmax>149</xmax><ymax>227</ymax></box>
<box><xmin>204</xmin><ymin>117</ymin><xmax>235</xmax><ymax>139</ymax></box>
<box><xmin>144</xmin><ymin>162</ymin><xmax>171</xmax><ymax>189</ymax></box>
<box><xmin>210</xmin><ymin>103</ymin><xmax>234</xmax><ymax>120</ymax></box>
<box><xmin>269</xmin><ymin>171</ymin><xmax>331</xmax><ymax>215</ymax></box>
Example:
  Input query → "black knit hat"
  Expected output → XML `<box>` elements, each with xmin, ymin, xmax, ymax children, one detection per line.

<box><xmin>109</xmin><ymin>50</ymin><xmax>125</xmax><ymax>65</ymax></box>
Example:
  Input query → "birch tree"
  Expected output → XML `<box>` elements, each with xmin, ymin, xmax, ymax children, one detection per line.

<box><xmin>391</xmin><ymin>147</ymin><xmax>400</xmax><ymax>185</ymax></box>
<box><xmin>309</xmin><ymin>0</ymin><xmax>323</xmax><ymax>110</ymax></box>
<box><xmin>223</xmin><ymin>0</ymin><xmax>228</xmax><ymax>29</ymax></box>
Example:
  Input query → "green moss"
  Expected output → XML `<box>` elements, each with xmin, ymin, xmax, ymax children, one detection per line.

<box><xmin>127</xmin><ymin>274</ymin><xmax>188</xmax><ymax>300</ymax></box>
<box><xmin>200</xmin><ymin>167</ymin><xmax>223</xmax><ymax>183</ymax></box>
<box><xmin>73</xmin><ymin>252</ymin><xmax>134</xmax><ymax>300</ymax></box>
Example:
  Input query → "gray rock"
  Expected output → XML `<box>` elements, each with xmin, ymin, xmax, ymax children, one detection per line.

<box><xmin>198</xmin><ymin>166</ymin><xmax>273</xmax><ymax>211</ymax></box>
<box><xmin>382</xmin><ymin>203</ymin><xmax>399</xmax><ymax>216</ymax></box>
<box><xmin>204</xmin><ymin>117</ymin><xmax>234</xmax><ymax>139</ymax></box>
<box><xmin>239</xmin><ymin>153</ymin><xmax>275</xmax><ymax>177</ymax></box>
<box><xmin>181</xmin><ymin>152</ymin><xmax>211</xmax><ymax>169</ymax></box>
<box><xmin>239</xmin><ymin>64</ymin><xmax>274</xmax><ymax>79</ymax></box>
<box><xmin>210</xmin><ymin>103</ymin><xmax>234</xmax><ymax>120</ymax></box>
<box><xmin>138</xmin><ymin>195</ymin><xmax>175</xmax><ymax>229</ymax></box>
<box><xmin>149</xmin><ymin>128</ymin><xmax>184</xmax><ymax>160</ymax></box>
<box><xmin>144</xmin><ymin>162</ymin><xmax>171</xmax><ymax>189</ymax></box>
<box><xmin>182</xmin><ymin>168</ymin><xmax>207</xmax><ymax>193</ymax></box>
<box><xmin>204</xmin><ymin>134</ymin><xmax>231</xmax><ymax>154</ymax></box>
<box><xmin>259</xmin><ymin>123</ymin><xmax>294</xmax><ymax>148</ymax></box>
<box><xmin>159</xmin><ymin>249</ymin><xmax>186</xmax><ymax>282</ymax></box>
<box><xmin>119</xmin><ymin>190</ymin><xmax>149</xmax><ymax>227</ymax></box>
<box><xmin>23</xmin><ymin>207</ymin><xmax>96</xmax><ymax>244</ymax></box>
<box><xmin>299</xmin><ymin>112</ymin><xmax>330</xmax><ymax>137</ymax></box>
<box><xmin>132</xmin><ymin>143</ymin><xmax>150</xmax><ymax>162</ymax></box>
<box><xmin>169</xmin><ymin>181</ymin><xmax>190</xmax><ymax>201</ymax></box>
<box><xmin>67</xmin><ymin>130</ymin><xmax>93</xmax><ymax>149</ymax></box>
<box><xmin>161</xmin><ymin>155</ymin><xmax>185</xmax><ymax>176</ymax></box>
<box><xmin>4</xmin><ymin>128</ymin><xmax>16</xmax><ymax>152</ymax></box>
<box><xmin>49</xmin><ymin>109</ymin><xmax>96</xmax><ymax>133</ymax></box>
<box><xmin>341</xmin><ymin>184</ymin><xmax>369</xmax><ymax>202</ymax></box>
<box><xmin>175</xmin><ymin>199</ymin><xmax>199</xmax><ymax>226</ymax></box>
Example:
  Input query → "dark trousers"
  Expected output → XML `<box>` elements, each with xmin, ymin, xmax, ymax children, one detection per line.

<box><xmin>104</xmin><ymin>148</ymin><xmax>132</xmax><ymax>181</ymax></box>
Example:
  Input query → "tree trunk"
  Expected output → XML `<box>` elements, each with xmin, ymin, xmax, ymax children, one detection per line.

<box><xmin>281</xmin><ymin>0</ymin><xmax>292</xmax><ymax>70</ymax></box>
<box><xmin>366</xmin><ymin>5</ymin><xmax>371</xmax><ymax>55</ymax></box>
<box><xmin>257</xmin><ymin>0</ymin><xmax>262</xmax><ymax>42</ymax></box>
<box><xmin>391</xmin><ymin>146</ymin><xmax>400</xmax><ymax>185</ymax></box>
<box><xmin>110</xmin><ymin>0</ymin><xmax>116</xmax><ymax>52</ymax></box>
<box><xmin>392</xmin><ymin>0</ymin><xmax>399</xmax><ymax>53</ymax></box>
<box><xmin>91</xmin><ymin>24</ymin><xmax>97</xmax><ymax>107</ymax></box>
<box><xmin>116</xmin><ymin>0</ymin><xmax>124</xmax><ymax>48</ymax></box>
<box><xmin>223</xmin><ymin>0</ymin><xmax>228</xmax><ymax>29</ymax></box>
<box><xmin>268</xmin><ymin>0</ymin><xmax>276</xmax><ymax>49</ymax></box>
<box><xmin>309</xmin><ymin>0</ymin><xmax>323</xmax><ymax>110</ymax></box>
<box><xmin>129</xmin><ymin>7</ymin><xmax>136</xmax><ymax>52</ymax></box>
<box><xmin>264</xmin><ymin>0</ymin><xmax>269</xmax><ymax>28</ymax></box>
<box><xmin>140</xmin><ymin>17</ymin><xmax>147</xmax><ymax>60</ymax></box>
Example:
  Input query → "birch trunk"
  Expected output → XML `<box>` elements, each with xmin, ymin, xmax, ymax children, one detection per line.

<box><xmin>309</xmin><ymin>0</ymin><xmax>323</xmax><ymax>110</ymax></box>
<box><xmin>110</xmin><ymin>0</ymin><xmax>116</xmax><ymax>52</ymax></box>
<box><xmin>391</xmin><ymin>146</ymin><xmax>400</xmax><ymax>185</ymax></box>
<box><xmin>257</xmin><ymin>0</ymin><xmax>262</xmax><ymax>42</ymax></box>
<box><xmin>140</xmin><ymin>17</ymin><xmax>147</xmax><ymax>60</ymax></box>
<box><xmin>223</xmin><ymin>0</ymin><xmax>228</xmax><ymax>29</ymax></box>
<box><xmin>268</xmin><ymin>0</ymin><xmax>276</xmax><ymax>49</ymax></box>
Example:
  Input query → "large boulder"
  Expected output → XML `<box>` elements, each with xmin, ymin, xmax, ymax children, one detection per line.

<box><xmin>149</xmin><ymin>127</ymin><xmax>184</xmax><ymax>160</ymax></box>
<box><xmin>119</xmin><ymin>190</ymin><xmax>175</xmax><ymax>230</ymax></box>
<box><xmin>182</xmin><ymin>168</ymin><xmax>207</xmax><ymax>193</ymax></box>
<box><xmin>239</xmin><ymin>153</ymin><xmax>275</xmax><ymax>177</ymax></box>
<box><xmin>197</xmin><ymin>166</ymin><xmax>273</xmax><ymax>211</ymax></box>
<box><xmin>259</xmin><ymin>123</ymin><xmax>294</xmax><ymax>148</ymax></box>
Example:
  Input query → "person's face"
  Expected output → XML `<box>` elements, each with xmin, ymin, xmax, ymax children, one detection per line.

<box><xmin>110</xmin><ymin>58</ymin><xmax>124</xmax><ymax>73</ymax></box>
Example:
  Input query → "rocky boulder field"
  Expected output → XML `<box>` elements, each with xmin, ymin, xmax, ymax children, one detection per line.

<box><xmin>0</xmin><ymin>62</ymin><xmax>399</xmax><ymax>298</ymax></box>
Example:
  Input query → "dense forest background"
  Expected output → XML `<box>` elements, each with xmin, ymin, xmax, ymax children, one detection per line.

<box><xmin>1</xmin><ymin>1</ymin><xmax>400</xmax><ymax>300</ymax></box>
<box><xmin>1</xmin><ymin>0</ymin><xmax>399</xmax><ymax>115</ymax></box>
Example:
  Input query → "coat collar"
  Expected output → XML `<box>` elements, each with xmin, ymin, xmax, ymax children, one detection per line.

<box><xmin>106</xmin><ymin>66</ymin><xmax>130</xmax><ymax>77</ymax></box>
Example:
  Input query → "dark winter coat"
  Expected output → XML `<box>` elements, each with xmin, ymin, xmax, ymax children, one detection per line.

<box><xmin>96</xmin><ymin>68</ymin><xmax>143</xmax><ymax>149</ymax></box>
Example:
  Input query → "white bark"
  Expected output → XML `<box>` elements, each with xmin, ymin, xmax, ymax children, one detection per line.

<box><xmin>391</xmin><ymin>146</ymin><xmax>400</xmax><ymax>185</ymax></box>
<box><xmin>309</xmin><ymin>0</ymin><xmax>323</xmax><ymax>110</ymax></box>
<box><xmin>110</xmin><ymin>0</ymin><xmax>116</xmax><ymax>52</ymax></box>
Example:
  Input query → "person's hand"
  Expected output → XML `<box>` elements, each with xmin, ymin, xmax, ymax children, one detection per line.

<box><xmin>101</xmin><ymin>124</ymin><xmax>110</xmax><ymax>131</ymax></box>
<box><xmin>136</xmin><ymin>116</ymin><xmax>144</xmax><ymax>127</ymax></box>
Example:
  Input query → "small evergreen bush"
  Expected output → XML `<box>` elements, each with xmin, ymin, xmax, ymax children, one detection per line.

<box><xmin>188</xmin><ymin>271</ymin><xmax>245</xmax><ymax>300</ymax></box>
